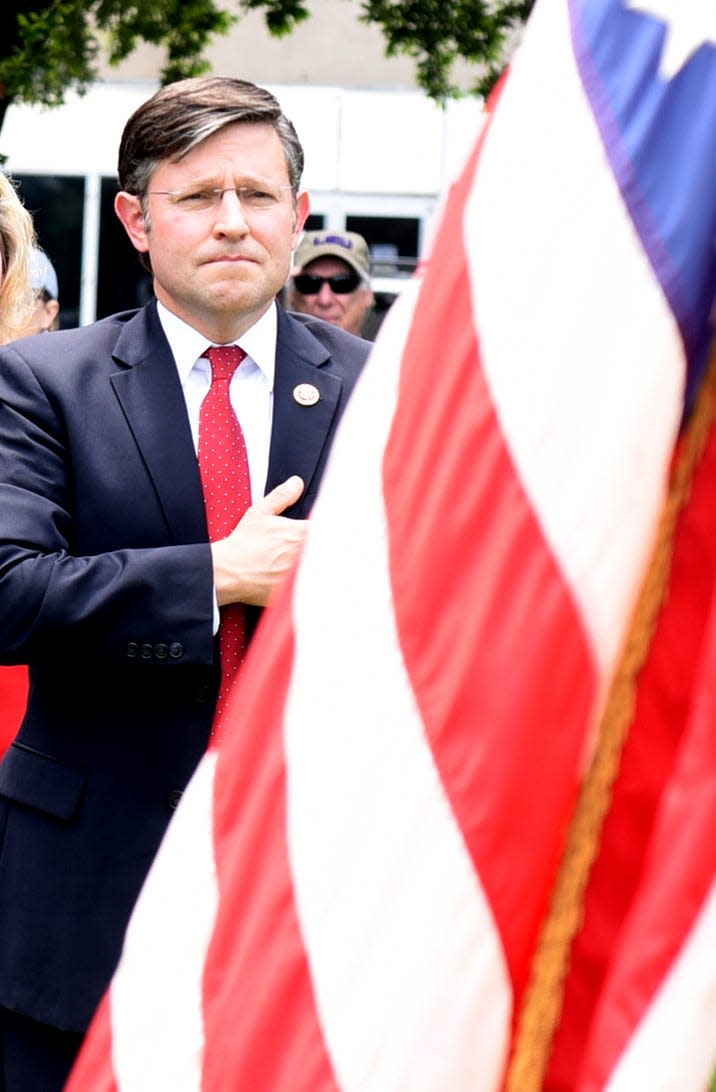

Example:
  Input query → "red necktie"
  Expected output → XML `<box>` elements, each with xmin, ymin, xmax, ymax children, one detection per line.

<box><xmin>198</xmin><ymin>345</ymin><xmax>251</xmax><ymax>735</ymax></box>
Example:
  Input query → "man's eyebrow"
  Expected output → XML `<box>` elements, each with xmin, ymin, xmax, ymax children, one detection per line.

<box><xmin>180</xmin><ymin>172</ymin><xmax>283</xmax><ymax>189</ymax></box>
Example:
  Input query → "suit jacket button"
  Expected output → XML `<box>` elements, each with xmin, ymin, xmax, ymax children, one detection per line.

<box><xmin>154</xmin><ymin>643</ymin><xmax>168</xmax><ymax>660</ymax></box>
<box><xmin>140</xmin><ymin>643</ymin><xmax>154</xmax><ymax>660</ymax></box>
<box><xmin>167</xmin><ymin>790</ymin><xmax>183</xmax><ymax>810</ymax></box>
<box><xmin>169</xmin><ymin>642</ymin><xmax>184</xmax><ymax>659</ymax></box>
<box><xmin>127</xmin><ymin>642</ymin><xmax>139</xmax><ymax>658</ymax></box>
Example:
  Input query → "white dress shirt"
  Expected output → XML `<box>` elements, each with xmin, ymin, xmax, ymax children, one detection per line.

<box><xmin>157</xmin><ymin>300</ymin><xmax>276</xmax><ymax>502</ymax></box>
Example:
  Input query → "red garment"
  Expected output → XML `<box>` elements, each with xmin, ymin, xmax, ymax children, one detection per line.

<box><xmin>0</xmin><ymin>665</ymin><xmax>28</xmax><ymax>757</ymax></box>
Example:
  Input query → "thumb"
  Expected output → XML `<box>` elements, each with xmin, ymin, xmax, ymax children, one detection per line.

<box><xmin>259</xmin><ymin>475</ymin><xmax>305</xmax><ymax>515</ymax></box>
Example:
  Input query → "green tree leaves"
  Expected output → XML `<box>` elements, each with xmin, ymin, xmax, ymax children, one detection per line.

<box><xmin>0</xmin><ymin>0</ymin><xmax>535</xmax><ymax>133</ymax></box>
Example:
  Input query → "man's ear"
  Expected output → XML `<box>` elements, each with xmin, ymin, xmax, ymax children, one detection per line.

<box><xmin>114</xmin><ymin>192</ymin><xmax>150</xmax><ymax>255</ymax></box>
<box><xmin>292</xmin><ymin>191</ymin><xmax>310</xmax><ymax>247</ymax></box>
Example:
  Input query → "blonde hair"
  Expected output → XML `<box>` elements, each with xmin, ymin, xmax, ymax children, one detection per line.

<box><xmin>0</xmin><ymin>173</ymin><xmax>35</xmax><ymax>344</ymax></box>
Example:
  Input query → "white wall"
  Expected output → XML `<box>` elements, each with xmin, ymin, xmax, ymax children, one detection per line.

<box><xmin>1</xmin><ymin>81</ymin><xmax>482</xmax><ymax>198</ymax></box>
<box><xmin>1</xmin><ymin>80</ymin><xmax>484</xmax><ymax>322</ymax></box>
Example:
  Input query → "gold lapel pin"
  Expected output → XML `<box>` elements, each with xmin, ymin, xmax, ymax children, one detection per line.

<box><xmin>293</xmin><ymin>383</ymin><xmax>320</xmax><ymax>407</ymax></box>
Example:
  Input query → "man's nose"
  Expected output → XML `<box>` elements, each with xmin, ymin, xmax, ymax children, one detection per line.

<box><xmin>316</xmin><ymin>281</ymin><xmax>336</xmax><ymax>302</ymax></box>
<box><xmin>213</xmin><ymin>189</ymin><xmax>249</xmax><ymax>233</ymax></box>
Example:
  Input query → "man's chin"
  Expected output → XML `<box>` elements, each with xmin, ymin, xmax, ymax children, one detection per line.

<box><xmin>205</xmin><ymin>280</ymin><xmax>265</xmax><ymax>312</ymax></box>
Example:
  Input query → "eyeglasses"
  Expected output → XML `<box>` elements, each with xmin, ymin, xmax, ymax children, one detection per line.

<box><xmin>146</xmin><ymin>185</ymin><xmax>293</xmax><ymax>213</ymax></box>
<box><xmin>293</xmin><ymin>273</ymin><xmax>362</xmax><ymax>295</ymax></box>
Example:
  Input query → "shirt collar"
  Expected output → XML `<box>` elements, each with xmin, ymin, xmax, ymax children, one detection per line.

<box><xmin>156</xmin><ymin>300</ymin><xmax>277</xmax><ymax>389</ymax></box>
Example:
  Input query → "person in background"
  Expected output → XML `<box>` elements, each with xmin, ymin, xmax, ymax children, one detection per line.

<box><xmin>18</xmin><ymin>247</ymin><xmax>60</xmax><ymax>335</ymax></box>
<box><xmin>287</xmin><ymin>229</ymin><xmax>375</xmax><ymax>336</ymax></box>
<box><xmin>0</xmin><ymin>174</ymin><xmax>34</xmax><ymax>342</ymax></box>
<box><xmin>0</xmin><ymin>175</ymin><xmax>34</xmax><ymax>759</ymax></box>
<box><xmin>0</xmin><ymin>76</ymin><xmax>369</xmax><ymax>1091</ymax></box>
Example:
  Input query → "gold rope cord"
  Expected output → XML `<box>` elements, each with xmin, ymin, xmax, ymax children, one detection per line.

<box><xmin>505</xmin><ymin>345</ymin><xmax>716</xmax><ymax>1092</ymax></box>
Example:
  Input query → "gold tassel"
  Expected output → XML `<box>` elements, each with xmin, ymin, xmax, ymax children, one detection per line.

<box><xmin>505</xmin><ymin>347</ymin><xmax>716</xmax><ymax>1092</ymax></box>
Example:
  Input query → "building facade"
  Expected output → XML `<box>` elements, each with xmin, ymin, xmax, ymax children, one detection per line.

<box><xmin>1</xmin><ymin>1</ymin><xmax>484</xmax><ymax>327</ymax></box>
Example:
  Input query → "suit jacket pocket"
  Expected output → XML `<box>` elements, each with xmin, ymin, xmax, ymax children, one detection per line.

<box><xmin>0</xmin><ymin>743</ymin><xmax>87</xmax><ymax>822</ymax></box>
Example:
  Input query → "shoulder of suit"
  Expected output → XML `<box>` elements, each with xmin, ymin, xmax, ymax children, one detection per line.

<box><xmin>0</xmin><ymin>307</ymin><xmax>147</xmax><ymax>376</ymax></box>
<box><xmin>282</xmin><ymin>308</ymin><xmax>372</xmax><ymax>357</ymax></box>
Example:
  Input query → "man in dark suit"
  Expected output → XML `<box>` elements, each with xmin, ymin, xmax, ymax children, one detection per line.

<box><xmin>0</xmin><ymin>76</ymin><xmax>369</xmax><ymax>1090</ymax></box>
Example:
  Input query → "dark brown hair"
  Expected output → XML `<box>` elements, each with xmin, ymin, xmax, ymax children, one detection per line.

<box><xmin>117</xmin><ymin>76</ymin><xmax>305</xmax><ymax>198</ymax></box>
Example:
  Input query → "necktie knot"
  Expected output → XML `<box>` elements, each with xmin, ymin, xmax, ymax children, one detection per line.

<box><xmin>205</xmin><ymin>344</ymin><xmax>246</xmax><ymax>383</ymax></box>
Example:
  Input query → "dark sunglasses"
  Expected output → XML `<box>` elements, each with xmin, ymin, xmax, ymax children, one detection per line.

<box><xmin>293</xmin><ymin>272</ymin><xmax>361</xmax><ymax>295</ymax></box>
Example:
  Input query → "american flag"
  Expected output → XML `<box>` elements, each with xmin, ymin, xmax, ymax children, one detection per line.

<box><xmin>66</xmin><ymin>0</ymin><xmax>716</xmax><ymax>1088</ymax></box>
<box><xmin>575</xmin><ymin>508</ymin><xmax>716</xmax><ymax>1092</ymax></box>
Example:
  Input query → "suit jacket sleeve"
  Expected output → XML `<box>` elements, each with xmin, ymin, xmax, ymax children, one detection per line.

<box><xmin>0</xmin><ymin>334</ymin><xmax>215</xmax><ymax>670</ymax></box>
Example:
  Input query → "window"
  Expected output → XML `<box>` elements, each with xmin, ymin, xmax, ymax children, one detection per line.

<box><xmin>303</xmin><ymin>213</ymin><xmax>325</xmax><ymax>232</ymax></box>
<box><xmin>346</xmin><ymin>215</ymin><xmax>420</xmax><ymax>278</ymax></box>
<box><xmin>97</xmin><ymin>178</ymin><xmax>153</xmax><ymax>318</ymax></box>
<box><xmin>15</xmin><ymin>175</ymin><xmax>85</xmax><ymax>329</ymax></box>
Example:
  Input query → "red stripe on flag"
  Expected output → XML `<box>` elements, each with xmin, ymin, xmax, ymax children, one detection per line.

<box><xmin>64</xmin><ymin>994</ymin><xmax>118</xmax><ymax>1092</ymax></box>
<box><xmin>199</xmin><ymin>575</ymin><xmax>340</xmax><ymax>1092</ymax></box>
<box><xmin>382</xmin><ymin>138</ymin><xmax>599</xmax><ymax>1002</ymax></box>
<box><xmin>560</xmin><ymin>415</ymin><xmax>716</xmax><ymax>1090</ymax></box>
<box><xmin>545</xmin><ymin>418</ymin><xmax>716</xmax><ymax>1090</ymax></box>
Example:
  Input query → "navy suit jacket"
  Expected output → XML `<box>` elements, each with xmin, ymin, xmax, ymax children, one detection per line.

<box><xmin>0</xmin><ymin>300</ymin><xmax>369</xmax><ymax>1032</ymax></box>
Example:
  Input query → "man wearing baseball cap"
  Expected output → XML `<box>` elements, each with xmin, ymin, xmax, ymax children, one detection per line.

<box><xmin>287</xmin><ymin>230</ymin><xmax>374</xmax><ymax>337</ymax></box>
<box><xmin>17</xmin><ymin>247</ymin><xmax>60</xmax><ymax>336</ymax></box>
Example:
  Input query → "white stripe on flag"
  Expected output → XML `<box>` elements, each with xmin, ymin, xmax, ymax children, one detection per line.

<box><xmin>472</xmin><ymin>0</ymin><xmax>684</xmax><ymax>677</ymax></box>
<box><xmin>110</xmin><ymin>752</ymin><xmax>219</xmax><ymax>1092</ymax></box>
<box><xmin>284</xmin><ymin>284</ymin><xmax>512</xmax><ymax>1092</ymax></box>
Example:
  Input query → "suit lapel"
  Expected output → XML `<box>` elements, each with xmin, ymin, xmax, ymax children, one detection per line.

<box><xmin>267</xmin><ymin>309</ymin><xmax>345</xmax><ymax>516</ymax></box>
<box><xmin>107</xmin><ymin>303</ymin><xmax>347</xmax><ymax>536</ymax></box>
<box><xmin>109</xmin><ymin>303</ymin><xmax>207</xmax><ymax>545</ymax></box>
